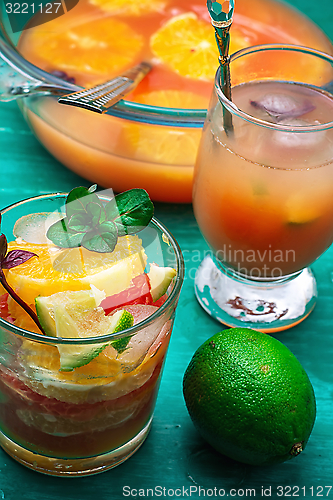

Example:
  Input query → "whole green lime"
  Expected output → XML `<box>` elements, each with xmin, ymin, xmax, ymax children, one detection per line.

<box><xmin>183</xmin><ymin>328</ymin><xmax>316</xmax><ymax>466</ymax></box>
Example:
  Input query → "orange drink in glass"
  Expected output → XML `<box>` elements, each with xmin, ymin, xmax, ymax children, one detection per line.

<box><xmin>193</xmin><ymin>45</ymin><xmax>333</xmax><ymax>332</ymax></box>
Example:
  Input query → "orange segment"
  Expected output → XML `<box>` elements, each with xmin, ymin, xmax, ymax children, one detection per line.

<box><xmin>150</xmin><ymin>13</ymin><xmax>249</xmax><ymax>81</ymax></box>
<box><xmin>122</xmin><ymin>89</ymin><xmax>206</xmax><ymax>165</ymax></box>
<box><xmin>7</xmin><ymin>297</ymin><xmax>40</xmax><ymax>334</ymax></box>
<box><xmin>123</xmin><ymin>120</ymin><xmax>202</xmax><ymax>165</ymax></box>
<box><xmin>18</xmin><ymin>331</ymin><xmax>167</xmax><ymax>403</ymax></box>
<box><xmin>28</xmin><ymin>17</ymin><xmax>144</xmax><ymax>79</ymax></box>
<box><xmin>121</xmin><ymin>90</ymin><xmax>206</xmax><ymax>164</ymax></box>
<box><xmin>89</xmin><ymin>0</ymin><xmax>167</xmax><ymax>16</ymax></box>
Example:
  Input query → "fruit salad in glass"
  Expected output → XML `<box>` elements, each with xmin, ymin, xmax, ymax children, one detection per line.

<box><xmin>0</xmin><ymin>186</ymin><xmax>184</xmax><ymax>476</ymax></box>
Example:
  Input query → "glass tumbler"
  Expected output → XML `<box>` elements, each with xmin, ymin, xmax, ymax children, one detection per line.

<box><xmin>0</xmin><ymin>193</ymin><xmax>184</xmax><ymax>475</ymax></box>
<box><xmin>193</xmin><ymin>44</ymin><xmax>333</xmax><ymax>332</ymax></box>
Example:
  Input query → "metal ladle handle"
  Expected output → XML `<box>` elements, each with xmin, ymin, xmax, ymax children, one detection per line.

<box><xmin>0</xmin><ymin>36</ymin><xmax>78</xmax><ymax>102</ymax></box>
<box><xmin>0</xmin><ymin>53</ymin><xmax>44</xmax><ymax>101</ymax></box>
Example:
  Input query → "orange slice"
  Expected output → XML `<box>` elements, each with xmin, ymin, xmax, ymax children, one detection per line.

<box><xmin>6</xmin><ymin>296</ymin><xmax>39</xmax><ymax>333</ymax></box>
<box><xmin>123</xmin><ymin>123</ymin><xmax>202</xmax><ymax>165</ymax></box>
<box><xmin>89</xmin><ymin>0</ymin><xmax>167</xmax><ymax>16</ymax></box>
<box><xmin>134</xmin><ymin>89</ymin><xmax>208</xmax><ymax>109</ymax></box>
<box><xmin>4</xmin><ymin>235</ymin><xmax>146</xmax><ymax>306</ymax></box>
<box><xmin>28</xmin><ymin>17</ymin><xmax>144</xmax><ymax>78</ymax></box>
<box><xmin>150</xmin><ymin>13</ymin><xmax>249</xmax><ymax>81</ymax></box>
<box><xmin>122</xmin><ymin>89</ymin><xmax>206</xmax><ymax>164</ymax></box>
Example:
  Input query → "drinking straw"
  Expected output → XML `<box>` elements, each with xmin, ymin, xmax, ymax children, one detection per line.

<box><xmin>207</xmin><ymin>0</ymin><xmax>234</xmax><ymax>134</ymax></box>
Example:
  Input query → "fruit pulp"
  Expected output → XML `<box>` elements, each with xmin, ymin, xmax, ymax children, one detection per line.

<box><xmin>193</xmin><ymin>81</ymin><xmax>333</xmax><ymax>278</ymax></box>
<box><xmin>0</xmin><ymin>332</ymin><xmax>167</xmax><ymax>459</ymax></box>
<box><xmin>0</xmin><ymin>295</ymin><xmax>172</xmax><ymax>464</ymax></box>
<box><xmin>16</xmin><ymin>0</ymin><xmax>333</xmax><ymax>202</ymax></box>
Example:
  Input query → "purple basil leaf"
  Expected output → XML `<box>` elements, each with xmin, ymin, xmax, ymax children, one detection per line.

<box><xmin>250</xmin><ymin>94</ymin><xmax>315</xmax><ymax>122</ymax></box>
<box><xmin>0</xmin><ymin>234</ymin><xmax>7</xmax><ymax>261</ymax></box>
<box><xmin>2</xmin><ymin>249</ymin><xmax>37</xmax><ymax>269</ymax></box>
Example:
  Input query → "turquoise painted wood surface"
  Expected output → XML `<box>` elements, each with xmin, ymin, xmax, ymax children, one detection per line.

<box><xmin>0</xmin><ymin>1</ymin><xmax>333</xmax><ymax>498</ymax></box>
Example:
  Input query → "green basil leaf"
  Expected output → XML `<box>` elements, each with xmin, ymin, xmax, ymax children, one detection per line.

<box><xmin>81</xmin><ymin>221</ymin><xmax>118</xmax><ymax>253</ymax></box>
<box><xmin>107</xmin><ymin>189</ymin><xmax>154</xmax><ymax>235</ymax></box>
<box><xmin>47</xmin><ymin>219</ymin><xmax>84</xmax><ymax>248</ymax></box>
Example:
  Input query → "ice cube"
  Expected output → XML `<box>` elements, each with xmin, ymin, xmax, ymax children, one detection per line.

<box><xmin>119</xmin><ymin>305</ymin><xmax>166</xmax><ymax>366</ymax></box>
<box><xmin>105</xmin><ymin>305</ymin><xmax>167</xmax><ymax>371</ymax></box>
<box><xmin>13</xmin><ymin>212</ymin><xmax>64</xmax><ymax>244</ymax></box>
<box><xmin>272</xmin><ymin>118</ymin><xmax>325</xmax><ymax>149</ymax></box>
<box><xmin>250</xmin><ymin>93</ymin><xmax>315</xmax><ymax>122</ymax></box>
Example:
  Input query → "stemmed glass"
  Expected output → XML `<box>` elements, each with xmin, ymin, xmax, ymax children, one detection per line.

<box><xmin>193</xmin><ymin>44</ymin><xmax>333</xmax><ymax>332</ymax></box>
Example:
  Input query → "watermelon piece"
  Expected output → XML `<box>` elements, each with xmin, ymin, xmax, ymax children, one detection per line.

<box><xmin>101</xmin><ymin>273</ymin><xmax>153</xmax><ymax>315</ymax></box>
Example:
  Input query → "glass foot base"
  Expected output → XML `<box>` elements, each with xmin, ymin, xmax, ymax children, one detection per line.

<box><xmin>195</xmin><ymin>256</ymin><xmax>317</xmax><ymax>333</ymax></box>
<box><xmin>0</xmin><ymin>417</ymin><xmax>153</xmax><ymax>476</ymax></box>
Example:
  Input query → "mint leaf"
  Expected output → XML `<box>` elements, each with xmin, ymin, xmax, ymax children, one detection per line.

<box><xmin>81</xmin><ymin>221</ymin><xmax>118</xmax><ymax>253</ymax></box>
<box><xmin>106</xmin><ymin>189</ymin><xmax>154</xmax><ymax>236</ymax></box>
<box><xmin>86</xmin><ymin>201</ymin><xmax>105</xmax><ymax>226</ymax></box>
<box><xmin>66</xmin><ymin>186</ymin><xmax>100</xmax><ymax>220</ymax></box>
<box><xmin>47</xmin><ymin>218</ymin><xmax>84</xmax><ymax>248</ymax></box>
<box><xmin>67</xmin><ymin>213</ymin><xmax>92</xmax><ymax>233</ymax></box>
<box><xmin>47</xmin><ymin>186</ymin><xmax>154</xmax><ymax>253</ymax></box>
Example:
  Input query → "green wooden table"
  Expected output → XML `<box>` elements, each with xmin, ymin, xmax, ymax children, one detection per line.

<box><xmin>1</xmin><ymin>2</ymin><xmax>333</xmax><ymax>498</ymax></box>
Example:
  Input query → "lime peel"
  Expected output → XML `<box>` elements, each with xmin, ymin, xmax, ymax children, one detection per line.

<box><xmin>183</xmin><ymin>327</ymin><xmax>316</xmax><ymax>466</ymax></box>
<box><xmin>148</xmin><ymin>264</ymin><xmax>177</xmax><ymax>302</ymax></box>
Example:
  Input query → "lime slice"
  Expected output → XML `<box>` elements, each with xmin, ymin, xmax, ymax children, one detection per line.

<box><xmin>36</xmin><ymin>290</ymin><xmax>134</xmax><ymax>371</ymax></box>
<box><xmin>148</xmin><ymin>264</ymin><xmax>176</xmax><ymax>302</ymax></box>
<box><xmin>35</xmin><ymin>286</ymin><xmax>106</xmax><ymax>335</ymax></box>
<box><xmin>54</xmin><ymin>308</ymin><xmax>134</xmax><ymax>371</ymax></box>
